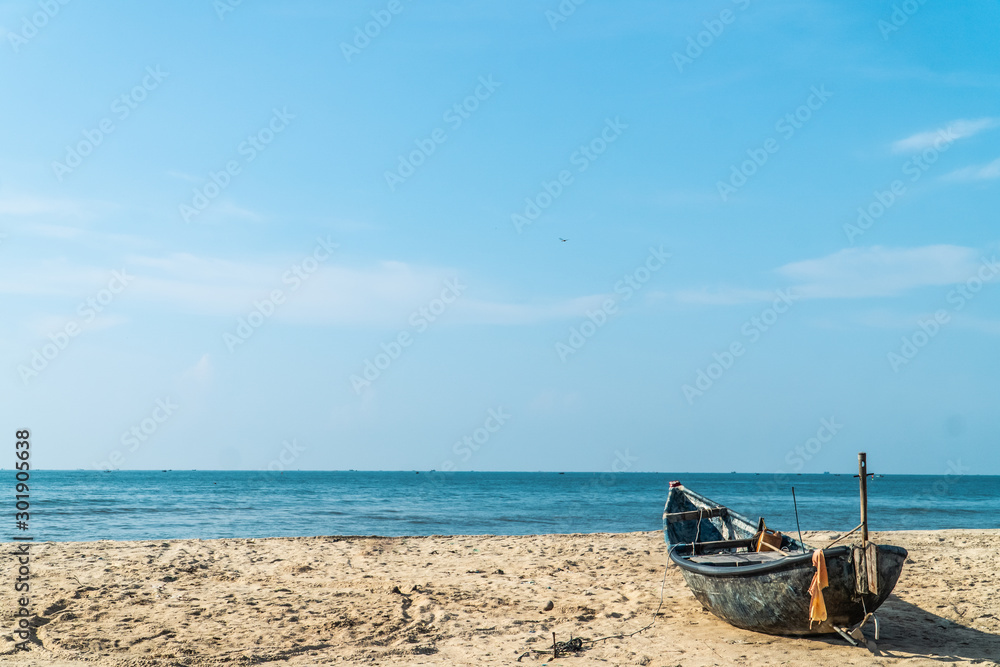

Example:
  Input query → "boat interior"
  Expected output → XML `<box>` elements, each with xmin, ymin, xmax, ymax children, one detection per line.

<box><xmin>664</xmin><ymin>485</ymin><xmax>808</xmax><ymax>564</ymax></box>
<box><xmin>687</xmin><ymin>551</ymin><xmax>790</xmax><ymax>565</ymax></box>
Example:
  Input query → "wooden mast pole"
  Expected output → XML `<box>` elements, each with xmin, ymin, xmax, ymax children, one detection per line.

<box><xmin>858</xmin><ymin>452</ymin><xmax>868</xmax><ymax>546</ymax></box>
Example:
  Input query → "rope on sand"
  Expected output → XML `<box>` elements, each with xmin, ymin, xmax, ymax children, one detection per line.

<box><xmin>516</xmin><ymin>553</ymin><xmax>672</xmax><ymax>661</ymax></box>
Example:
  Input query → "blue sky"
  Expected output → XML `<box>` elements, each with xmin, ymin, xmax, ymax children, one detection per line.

<box><xmin>2</xmin><ymin>0</ymin><xmax>998</xmax><ymax>475</ymax></box>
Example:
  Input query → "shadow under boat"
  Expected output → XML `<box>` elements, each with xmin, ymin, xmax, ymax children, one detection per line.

<box><xmin>804</xmin><ymin>593</ymin><xmax>1000</xmax><ymax>662</ymax></box>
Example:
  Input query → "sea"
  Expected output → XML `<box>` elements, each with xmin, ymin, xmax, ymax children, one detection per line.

<box><xmin>8</xmin><ymin>470</ymin><xmax>999</xmax><ymax>543</ymax></box>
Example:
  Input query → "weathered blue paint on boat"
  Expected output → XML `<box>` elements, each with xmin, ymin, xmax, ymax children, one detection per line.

<box><xmin>664</xmin><ymin>483</ymin><xmax>907</xmax><ymax>635</ymax></box>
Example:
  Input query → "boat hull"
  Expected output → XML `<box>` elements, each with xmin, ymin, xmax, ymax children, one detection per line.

<box><xmin>671</xmin><ymin>544</ymin><xmax>907</xmax><ymax>635</ymax></box>
<box><xmin>663</xmin><ymin>483</ymin><xmax>908</xmax><ymax>635</ymax></box>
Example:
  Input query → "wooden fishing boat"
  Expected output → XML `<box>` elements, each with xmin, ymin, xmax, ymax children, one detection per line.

<box><xmin>662</xmin><ymin>455</ymin><xmax>907</xmax><ymax>639</ymax></box>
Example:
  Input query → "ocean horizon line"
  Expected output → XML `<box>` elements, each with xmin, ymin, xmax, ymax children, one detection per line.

<box><xmin>13</xmin><ymin>468</ymin><xmax>999</xmax><ymax>477</ymax></box>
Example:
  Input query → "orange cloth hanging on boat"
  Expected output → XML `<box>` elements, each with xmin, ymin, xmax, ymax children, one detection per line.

<box><xmin>808</xmin><ymin>549</ymin><xmax>828</xmax><ymax>628</ymax></box>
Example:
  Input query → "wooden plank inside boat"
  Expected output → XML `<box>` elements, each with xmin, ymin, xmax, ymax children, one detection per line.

<box><xmin>688</xmin><ymin>552</ymin><xmax>788</xmax><ymax>565</ymax></box>
<box><xmin>664</xmin><ymin>507</ymin><xmax>728</xmax><ymax>523</ymax></box>
<box><xmin>689</xmin><ymin>538</ymin><xmax>756</xmax><ymax>553</ymax></box>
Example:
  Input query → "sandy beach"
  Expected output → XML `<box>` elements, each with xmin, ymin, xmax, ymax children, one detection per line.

<box><xmin>1</xmin><ymin>529</ymin><xmax>997</xmax><ymax>666</ymax></box>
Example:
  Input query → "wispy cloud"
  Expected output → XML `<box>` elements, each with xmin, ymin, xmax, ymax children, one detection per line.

<box><xmin>210</xmin><ymin>200</ymin><xmax>263</xmax><ymax>222</ymax></box>
<box><xmin>325</xmin><ymin>218</ymin><xmax>379</xmax><ymax>233</ymax></box>
<box><xmin>0</xmin><ymin>195</ymin><xmax>116</xmax><ymax>220</ymax></box>
<box><xmin>180</xmin><ymin>199</ymin><xmax>264</xmax><ymax>225</ymax></box>
<box><xmin>1</xmin><ymin>252</ymin><xmax>610</xmax><ymax>327</ymax></box>
<box><xmin>851</xmin><ymin>309</ymin><xmax>1000</xmax><ymax>335</ymax></box>
<box><xmin>26</xmin><ymin>313</ymin><xmax>130</xmax><ymax>338</ymax></box>
<box><xmin>673</xmin><ymin>287</ymin><xmax>782</xmax><ymax>306</ymax></box>
<box><xmin>19</xmin><ymin>223</ymin><xmax>86</xmax><ymax>239</ymax></box>
<box><xmin>676</xmin><ymin>245</ymin><xmax>990</xmax><ymax>304</ymax></box>
<box><xmin>891</xmin><ymin>117</ymin><xmax>1000</xmax><ymax>153</ymax></box>
<box><xmin>12</xmin><ymin>221</ymin><xmax>157</xmax><ymax>249</ymax></box>
<box><xmin>943</xmin><ymin>157</ymin><xmax>1000</xmax><ymax>182</ymax></box>
<box><xmin>777</xmin><ymin>245</ymin><xmax>984</xmax><ymax>298</ymax></box>
<box><xmin>860</xmin><ymin>67</ymin><xmax>1000</xmax><ymax>90</ymax></box>
<box><xmin>166</xmin><ymin>170</ymin><xmax>200</xmax><ymax>183</ymax></box>
<box><xmin>0</xmin><ymin>258</ymin><xmax>118</xmax><ymax>297</ymax></box>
